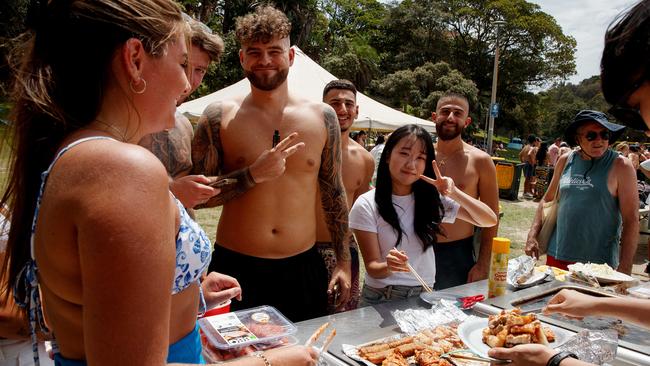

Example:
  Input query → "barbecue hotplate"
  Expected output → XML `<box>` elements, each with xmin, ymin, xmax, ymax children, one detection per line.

<box><xmin>487</xmin><ymin>281</ymin><xmax>650</xmax><ymax>356</ymax></box>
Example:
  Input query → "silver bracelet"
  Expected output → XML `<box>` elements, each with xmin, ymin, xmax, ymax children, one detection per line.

<box><xmin>253</xmin><ymin>352</ymin><xmax>272</xmax><ymax>366</ymax></box>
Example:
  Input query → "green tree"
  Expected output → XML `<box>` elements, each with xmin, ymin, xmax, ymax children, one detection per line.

<box><xmin>321</xmin><ymin>36</ymin><xmax>380</xmax><ymax>90</ymax></box>
<box><xmin>376</xmin><ymin>0</ymin><xmax>576</xmax><ymax>136</ymax></box>
<box><xmin>378</xmin><ymin>0</ymin><xmax>450</xmax><ymax>73</ymax></box>
<box><xmin>371</xmin><ymin>61</ymin><xmax>478</xmax><ymax>119</ymax></box>
<box><xmin>316</xmin><ymin>0</ymin><xmax>387</xmax><ymax>90</ymax></box>
<box><xmin>0</xmin><ymin>0</ymin><xmax>29</xmax><ymax>100</ymax></box>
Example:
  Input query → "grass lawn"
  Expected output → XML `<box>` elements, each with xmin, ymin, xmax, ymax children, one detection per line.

<box><xmin>194</xmin><ymin>206</ymin><xmax>222</xmax><ymax>242</ymax></box>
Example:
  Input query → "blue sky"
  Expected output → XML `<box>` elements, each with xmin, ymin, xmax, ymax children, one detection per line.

<box><xmin>528</xmin><ymin>0</ymin><xmax>638</xmax><ymax>85</ymax></box>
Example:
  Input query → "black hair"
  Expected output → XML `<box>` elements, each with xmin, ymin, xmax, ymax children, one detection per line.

<box><xmin>436</xmin><ymin>92</ymin><xmax>470</xmax><ymax>110</ymax></box>
<box><xmin>536</xmin><ymin>142</ymin><xmax>548</xmax><ymax>165</ymax></box>
<box><xmin>376</xmin><ymin>134</ymin><xmax>385</xmax><ymax>144</ymax></box>
<box><xmin>601</xmin><ymin>0</ymin><xmax>650</xmax><ymax>104</ymax></box>
<box><xmin>375</xmin><ymin>124</ymin><xmax>444</xmax><ymax>250</ymax></box>
<box><xmin>323</xmin><ymin>79</ymin><xmax>357</xmax><ymax>99</ymax></box>
<box><xmin>527</xmin><ymin>134</ymin><xmax>536</xmax><ymax>144</ymax></box>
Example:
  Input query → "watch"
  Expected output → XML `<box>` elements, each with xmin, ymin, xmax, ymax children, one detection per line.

<box><xmin>546</xmin><ymin>351</ymin><xmax>578</xmax><ymax>366</ymax></box>
<box><xmin>253</xmin><ymin>351</ymin><xmax>272</xmax><ymax>366</ymax></box>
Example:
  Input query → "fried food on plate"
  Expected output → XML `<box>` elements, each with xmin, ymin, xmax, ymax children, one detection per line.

<box><xmin>482</xmin><ymin>308</ymin><xmax>555</xmax><ymax>348</ymax></box>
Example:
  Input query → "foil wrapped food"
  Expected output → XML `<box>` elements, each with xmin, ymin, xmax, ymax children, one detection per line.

<box><xmin>507</xmin><ymin>255</ymin><xmax>550</xmax><ymax>288</ymax></box>
<box><xmin>557</xmin><ymin>329</ymin><xmax>618</xmax><ymax>364</ymax></box>
<box><xmin>392</xmin><ymin>299</ymin><xmax>468</xmax><ymax>334</ymax></box>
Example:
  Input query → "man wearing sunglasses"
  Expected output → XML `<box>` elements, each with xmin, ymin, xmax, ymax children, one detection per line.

<box><xmin>526</xmin><ymin>110</ymin><xmax>638</xmax><ymax>275</ymax></box>
<box><xmin>601</xmin><ymin>0</ymin><xmax>650</xmax><ymax>133</ymax></box>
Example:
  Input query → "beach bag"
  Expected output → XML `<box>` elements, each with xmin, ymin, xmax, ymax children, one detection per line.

<box><xmin>536</xmin><ymin>153</ymin><xmax>571</xmax><ymax>254</ymax></box>
<box><xmin>537</xmin><ymin>191</ymin><xmax>558</xmax><ymax>255</ymax></box>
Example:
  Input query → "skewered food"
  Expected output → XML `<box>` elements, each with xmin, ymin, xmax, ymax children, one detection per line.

<box><xmin>358</xmin><ymin>325</ymin><xmax>465</xmax><ymax>365</ymax></box>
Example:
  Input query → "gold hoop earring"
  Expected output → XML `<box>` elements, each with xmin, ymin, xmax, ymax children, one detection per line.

<box><xmin>129</xmin><ymin>78</ymin><xmax>147</xmax><ymax>94</ymax></box>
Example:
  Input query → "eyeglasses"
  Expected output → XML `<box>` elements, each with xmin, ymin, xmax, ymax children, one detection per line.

<box><xmin>580</xmin><ymin>130</ymin><xmax>610</xmax><ymax>142</ymax></box>
<box><xmin>607</xmin><ymin>77</ymin><xmax>648</xmax><ymax>131</ymax></box>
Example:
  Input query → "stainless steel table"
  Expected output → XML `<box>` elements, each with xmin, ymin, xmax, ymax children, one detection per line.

<box><xmin>295</xmin><ymin>279</ymin><xmax>650</xmax><ymax>365</ymax></box>
<box><xmin>294</xmin><ymin>280</ymin><xmax>493</xmax><ymax>365</ymax></box>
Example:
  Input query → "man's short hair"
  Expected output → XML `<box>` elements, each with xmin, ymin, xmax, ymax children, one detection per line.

<box><xmin>601</xmin><ymin>0</ymin><xmax>650</xmax><ymax>105</ymax></box>
<box><xmin>436</xmin><ymin>92</ymin><xmax>470</xmax><ymax>109</ymax></box>
<box><xmin>527</xmin><ymin>135</ymin><xmax>537</xmax><ymax>144</ymax></box>
<box><xmin>235</xmin><ymin>5</ymin><xmax>291</xmax><ymax>45</ymax></box>
<box><xmin>189</xmin><ymin>19</ymin><xmax>224</xmax><ymax>63</ymax></box>
<box><xmin>323</xmin><ymin>79</ymin><xmax>357</xmax><ymax>99</ymax></box>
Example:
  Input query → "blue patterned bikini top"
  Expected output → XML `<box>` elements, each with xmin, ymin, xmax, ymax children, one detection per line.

<box><xmin>14</xmin><ymin>136</ymin><xmax>212</xmax><ymax>365</ymax></box>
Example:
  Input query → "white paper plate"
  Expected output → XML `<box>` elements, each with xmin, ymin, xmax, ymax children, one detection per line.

<box><xmin>568</xmin><ymin>263</ymin><xmax>636</xmax><ymax>284</ymax></box>
<box><xmin>509</xmin><ymin>271</ymin><xmax>548</xmax><ymax>288</ymax></box>
<box><xmin>592</xmin><ymin>271</ymin><xmax>635</xmax><ymax>284</ymax></box>
<box><xmin>457</xmin><ymin>316</ymin><xmax>573</xmax><ymax>359</ymax></box>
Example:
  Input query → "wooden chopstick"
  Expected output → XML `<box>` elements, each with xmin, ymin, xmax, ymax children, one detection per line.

<box><xmin>443</xmin><ymin>353</ymin><xmax>510</xmax><ymax>364</ymax></box>
<box><xmin>319</xmin><ymin>329</ymin><xmax>337</xmax><ymax>353</ymax></box>
<box><xmin>305</xmin><ymin>322</ymin><xmax>329</xmax><ymax>347</ymax></box>
<box><xmin>406</xmin><ymin>263</ymin><xmax>433</xmax><ymax>293</ymax></box>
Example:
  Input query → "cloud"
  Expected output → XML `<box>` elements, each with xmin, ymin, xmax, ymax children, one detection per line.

<box><xmin>529</xmin><ymin>0</ymin><xmax>638</xmax><ymax>85</ymax></box>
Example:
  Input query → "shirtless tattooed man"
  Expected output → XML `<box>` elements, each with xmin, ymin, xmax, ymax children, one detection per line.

<box><xmin>317</xmin><ymin>80</ymin><xmax>374</xmax><ymax>313</ymax></box>
<box><xmin>431</xmin><ymin>93</ymin><xmax>499</xmax><ymax>290</ymax></box>
<box><xmin>191</xmin><ymin>6</ymin><xmax>351</xmax><ymax>321</ymax></box>
<box><xmin>139</xmin><ymin>19</ymin><xmax>224</xmax><ymax>209</ymax></box>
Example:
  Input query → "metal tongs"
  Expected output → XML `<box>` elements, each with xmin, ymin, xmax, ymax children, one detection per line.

<box><xmin>304</xmin><ymin>322</ymin><xmax>337</xmax><ymax>354</ymax></box>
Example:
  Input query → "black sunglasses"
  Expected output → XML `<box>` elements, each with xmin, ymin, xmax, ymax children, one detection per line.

<box><xmin>581</xmin><ymin>130</ymin><xmax>610</xmax><ymax>142</ymax></box>
<box><xmin>607</xmin><ymin>77</ymin><xmax>648</xmax><ymax>131</ymax></box>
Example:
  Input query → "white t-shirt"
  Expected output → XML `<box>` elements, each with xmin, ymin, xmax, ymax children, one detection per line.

<box><xmin>369</xmin><ymin>143</ymin><xmax>385</xmax><ymax>185</ymax></box>
<box><xmin>349</xmin><ymin>190</ymin><xmax>460</xmax><ymax>288</ymax></box>
<box><xmin>548</xmin><ymin>144</ymin><xmax>560</xmax><ymax>166</ymax></box>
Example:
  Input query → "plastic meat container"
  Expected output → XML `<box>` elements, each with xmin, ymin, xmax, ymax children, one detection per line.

<box><xmin>198</xmin><ymin>305</ymin><xmax>298</xmax><ymax>362</ymax></box>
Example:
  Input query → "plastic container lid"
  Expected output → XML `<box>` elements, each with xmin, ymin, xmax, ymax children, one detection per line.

<box><xmin>492</xmin><ymin>237</ymin><xmax>511</xmax><ymax>254</ymax></box>
<box><xmin>198</xmin><ymin>305</ymin><xmax>297</xmax><ymax>350</ymax></box>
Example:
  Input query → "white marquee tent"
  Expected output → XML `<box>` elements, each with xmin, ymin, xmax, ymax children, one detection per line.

<box><xmin>177</xmin><ymin>47</ymin><xmax>436</xmax><ymax>133</ymax></box>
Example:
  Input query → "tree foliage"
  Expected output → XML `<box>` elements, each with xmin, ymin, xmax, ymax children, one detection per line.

<box><xmin>0</xmin><ymin>0</ymin><xmax>591</xmax><ymax>142</ymax></box>
<box><xmin>371</xmin><ymin>61</ymin><xmax>479</xmax><ymax>119</ymax></box>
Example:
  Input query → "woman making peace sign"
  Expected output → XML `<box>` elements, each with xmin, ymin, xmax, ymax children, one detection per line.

<box><xmin>349</xmin><ymin>125</ymin><xmax>497</xmax><ymax>306</ymax></box>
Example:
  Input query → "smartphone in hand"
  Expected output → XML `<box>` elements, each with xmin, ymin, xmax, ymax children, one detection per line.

<box><xmin>209</xmin><ymin>178</ymin><xmax>237</xmax><ymax>188</ymax></box>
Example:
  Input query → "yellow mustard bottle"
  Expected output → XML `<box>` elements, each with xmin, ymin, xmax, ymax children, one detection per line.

<box><xmin>488</xmin><ymin>237</ymin><xmax>510</xmax><ymax>298</ymax></box>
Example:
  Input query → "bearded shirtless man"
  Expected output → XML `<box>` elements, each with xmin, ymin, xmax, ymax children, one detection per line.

<box><xmin>191</xmin><ymin>6</ymin><xmax>350</xmax><ymax>322</ymax></box>
<box><xmin>316</xmin><ymin>80</ymin><xmax>374</xmax><ymax>313</ymax></box>
<box><xmin>431</xmin><ymin>93</ymin><xmax>499</xmax><ymax>290</ymax></box>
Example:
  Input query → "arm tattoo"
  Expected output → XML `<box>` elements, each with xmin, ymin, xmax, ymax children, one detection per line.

<box><xmin>139</xmin><ymin>120</ymin><xmax>193</xmax><ymax>178</ymax></box>
<box><xmin>191</xmin><ymin>102</ymin><xmax>256</xmax><ymax>208</ymax></box>
<box><xmin>319</xmin><ymin>106</ymin><xmax>351</xmax><ymax>261</ymax></box>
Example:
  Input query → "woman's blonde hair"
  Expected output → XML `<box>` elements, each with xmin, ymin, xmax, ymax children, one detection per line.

<box><xmin>1</xmin><ymin>0</ymin><xmax>184</xmax><ymax>300</ymax></box>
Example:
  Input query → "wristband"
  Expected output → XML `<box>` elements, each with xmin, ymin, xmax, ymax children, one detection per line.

<box><xmin>253</xmin><ymin>351</ymin><xmax>272</xmax><ymax>366</ymax></box>
<box><xmin>546</xmin><ymin>351</ymin><xmax>578</xmax><ymax>366</ymax></box>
